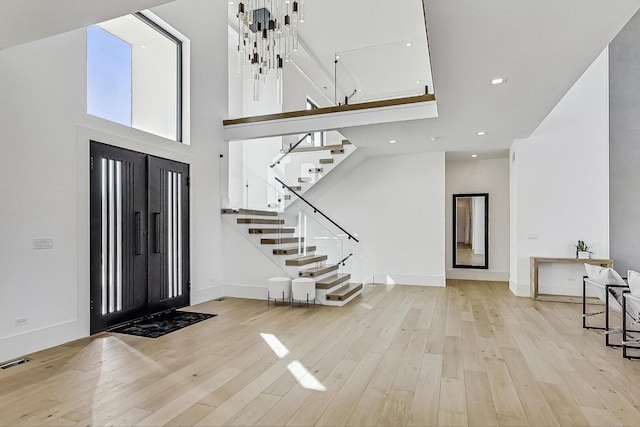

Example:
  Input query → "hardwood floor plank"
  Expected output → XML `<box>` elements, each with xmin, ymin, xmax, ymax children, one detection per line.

<box><xmin>439</xmin><ymin>378</ymin><xmax>466</xmax><ymax>414</ymax></box>
<box><xmin>5</xmin><ymin>282</ymin><xmax>640</xmax><ymax>427</ymax></box>
<box><xmin>392</xmin><ymin>328</ymin><xmax>429</xmax><ymax>391</ymax></box>
<box><xmin>164</xmin><ymin>403</ymin><xmax>216</xmax><ymax>427</ymax></box>
<box><xmin>376</xmin><ymin>389</ymin><xmax>413</xmax><ymax>426</ymax></box>
<box><xmin>315</xmin><ymin>352</ymin><xmax>383</xmax><ymax>426</ymax></box>
<box><xmin>438</xmin><ymin>410</ymin><xmax>468</xmax><ymax>427</ymax></box>
<box><xmin>483</xmin><ymin>357</ymin><xmax>526</xmax><ymax>419</ymax></box>
<box><xmin>407</xmin><ymin>353</ymin><xmax>442</xmax><ymax>427</ymax></box>
<box><xmin>538</xmin><ymin>382</ymin><xmax>591</xmax><ymax>427</ymax></box>
<box><xmin>500</xmin><ymin>347</ymin><xmax>560</xmax><ymax>427</ymax></box>
<box><xmin>224</xmin><ymin>393</ymin><xmax>280</xmax><ymax>427</ymax></box>
<box><xmin>442</xmin><ymin>336</ymin><xmax>464</xmax><ymax>380</ymax></box>
<box><xmin>465</xmin><ymin>370</ymin><xmax>499</xmax><ymax>427</ymax></box>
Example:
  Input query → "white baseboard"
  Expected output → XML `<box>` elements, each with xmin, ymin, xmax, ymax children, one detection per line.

<box><xmin>446</xmin><ymin>270</ymin><xmax>509</xmax><ymax>282</ymax></box>
<box><xmin>372</xmin><ymin>273</ymin><xmax>445</xmax><ymax>287</ymax></box>
<box><xmin>0</xmin><ymin>320</ymin><xmax>79</xmax><ymax>364</ymax></box>
<box><xmin>191</xmin><ymin>285</ymin><xmax>225</xmax><ymax>305</ymax></box>
<box><xmin>509</xmin><ymin>279</ymin><xmax>530</xmax><ymax>297</ymax></box>
<box><xmin>222</xmin><ymin>283</ymin><xmax>268</xmax><ymax>300</ymax></box>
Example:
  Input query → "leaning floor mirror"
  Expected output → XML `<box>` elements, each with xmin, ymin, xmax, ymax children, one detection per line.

<box><xmin>453</xmin><ymin>193</ymin><xmax>489</xmax><ymax>269</ymax></box>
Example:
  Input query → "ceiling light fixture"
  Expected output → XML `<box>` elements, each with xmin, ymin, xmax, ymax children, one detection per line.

<box><xmin>430</xmin><ymin>136</ymin><xmax>440</xmax><ymax>141</ymax></box>
<box><xmin>389</xmin><ymin>140</ymin><xmax>397</xmax><ymax>144</ymax></box>
<box><xmin>491</xmin><ymin>77</ymin><xmax>506</xmax><ymax>85</ymax></box>
<box><xmin>472</xmin><ymin>154</ymin><xmax>478</xmax><ymax>158</ymax></box>
<box><xmin>477</xmin><ymin>131</ymin><xmax>486</xmax><ymax>136</ymax></box>
<box><xmin>236</xmin><ymin>0</ymin><xmax>305</xmax><ymax>102</ymax></box>
<box><xmin>406</xmin><ymin>42</ymin><xmax>412</xmax><ymax>47</ymax></box>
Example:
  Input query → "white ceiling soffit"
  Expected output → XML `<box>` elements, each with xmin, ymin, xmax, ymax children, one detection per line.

<box><xmin>0</xmin><ymin>0</ymin><xmax>176</xmax><ymax>50</ymax></box>
<box><xmin>339</xmin><ymin>0</ymin><xmax>640</xmax><ymax>157</ymax></box>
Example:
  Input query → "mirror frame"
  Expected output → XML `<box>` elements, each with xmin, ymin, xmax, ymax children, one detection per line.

<box><xmin>452</xmin><ymin>193</ymin><xmax>489</xmax><ymax>269</ymax></box>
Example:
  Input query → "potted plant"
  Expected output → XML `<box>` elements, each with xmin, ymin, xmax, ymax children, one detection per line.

<box><xmin>575</xmin><ymin>240</ymin><xmax>592</xmax><ymax>259</ymax></box>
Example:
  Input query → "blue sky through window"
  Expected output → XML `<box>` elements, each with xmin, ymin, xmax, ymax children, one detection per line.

<box><xmin>87</xmin><ymin>25</ymin><xmax>132</xmax><ymax>126</ymax></box>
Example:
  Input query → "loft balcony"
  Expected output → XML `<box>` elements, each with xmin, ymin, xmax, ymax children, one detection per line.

<box><xmin>225</xmin><ymin>0</ymin><xmax>435</xmax><ymax>141</ymax></box>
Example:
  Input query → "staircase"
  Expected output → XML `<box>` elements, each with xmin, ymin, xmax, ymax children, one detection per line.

<box><xmin>270</xmin><ymin>138</ymin><xmax>355</xmax><ymax>210</ymax></box>
<box><xmin>221</xmin><ymin>208</ymin><xmax>363</xmax><ymax>306</ymax></box>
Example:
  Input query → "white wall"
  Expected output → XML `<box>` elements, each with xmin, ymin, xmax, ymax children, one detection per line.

<box><xmin>0</xmin><ymin>0</ymin><xmax>228</xmax><ymax>363</ymax></box>
<box><xmin>306</xmin><ymin>151</ymin><xmax>447</xmax><ymax>286</ymax></box>
<box><xmin>445</xmin><ymin>159</ymin><xmax>510</xmax><ymax>281</ymax></box>
<box><xmin>509</xmin><ymin>48</ymin><xmax>610</xmax><ymax>297</ymax></box>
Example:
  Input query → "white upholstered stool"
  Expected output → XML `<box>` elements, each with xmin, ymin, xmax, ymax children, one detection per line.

<box><xmin>267</xmin><ymin>277</ymin><xmax>291</xmax><ymax>306</ymax></box>
<box><xmin>292</xmin><ymin>277</ymin><xmax>316</xmax><ymax>308</ymax></box>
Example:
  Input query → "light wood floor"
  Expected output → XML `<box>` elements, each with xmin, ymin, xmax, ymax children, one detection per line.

<box><xmin>3</xmin><ymin>281</ymin><xmax>640</xmax><ymax>426</ymax></box>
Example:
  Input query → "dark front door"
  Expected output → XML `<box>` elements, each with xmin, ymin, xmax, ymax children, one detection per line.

<box><xmin>90</xmin><ymin>142</ymin><xmax>190</xmax><ymax>334</ymax></box>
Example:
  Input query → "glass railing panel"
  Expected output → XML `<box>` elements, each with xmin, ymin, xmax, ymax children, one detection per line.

<box><xmin>335</xmin><ymin>41</ymin><xmax>432</xmax><ymax>105</ymax></box>
<box><xmin>224</xmin><ymin>156</ymin><xmax>362</xmax><ymax>285</ymax></box>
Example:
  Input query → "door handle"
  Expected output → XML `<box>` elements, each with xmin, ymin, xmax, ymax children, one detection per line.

<box><xmin>154</xmin><ymin>212</ymin><xmax>161</xmax><ymax>253</ymax></box>
<box><xmin>135</xmin><ymin>212</ymin><xmax>142</xmax><ymax>255</ymax></box>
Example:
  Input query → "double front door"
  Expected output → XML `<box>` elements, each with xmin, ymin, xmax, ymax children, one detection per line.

<box><xmin>89</xmin><ymin>142</ymin><xmax>190</xmax><ymax>333</ymax></box>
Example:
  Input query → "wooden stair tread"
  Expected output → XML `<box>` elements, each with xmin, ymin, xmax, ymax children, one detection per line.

<box><xmin>237</xmin><ymin>218</ymin><xmax>284</xmax><ymax>225</ymax></box>
<box><xmin>326</xmin><ymin>283</ymin><xmax>363</xmax><ymax>301</ymax></box>
<box><xmin>291</xmin><ymin>144</ymin><xmax>344</xmax><ymax>153</ymax></box>
<box><xmin>316</xmin><ymin>273</ymin><xmax>351</xmax><ymax>289</ymax></box>
<box><xmin>299</xmin><ymin>264</ymin><xmax>338</xmax><ymax>277</ymax></box>
<box><xmin>248</xmin><ymin>228</ymin><xmax>295</xmax><ymax>234</ymax></box>
<box><xmin>319</xmin><ymin>158</ymin><xmax>334</xmax><ymax>164</ymax></box>
<box><xmin>273</xmin><ymin>246</ymin><xmax>316</xmax><ymax>255</ymax></box>
<box><xmin>261</xmin><ymin>237</ymin><xmax>304</xmax><ymax>244</ymax></box>
<box><xmin>221</xmin><ymin>208</ymin><xmax>278</xmax><ymax>217</ymax></box>
<box><xmin>285</xmin><ymin>254</ymin><xmax>328</xmax><ymax>266</ymax></box>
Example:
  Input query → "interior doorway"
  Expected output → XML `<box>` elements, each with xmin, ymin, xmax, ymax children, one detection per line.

<box><xmin>89</xmin><ymin>141</ymin><xmax>190</xmax><ymax>334</ymax></box>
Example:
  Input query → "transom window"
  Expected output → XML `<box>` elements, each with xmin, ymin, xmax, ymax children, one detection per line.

<box><xmin>87</xmin><ymin>13</ymin><xmax>183</xmax><ymax>142</ymax></box>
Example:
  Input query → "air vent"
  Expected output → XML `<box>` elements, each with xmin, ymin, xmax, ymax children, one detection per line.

<box><xmin>0</xmin><ymin>357</ymin><xmax>31</xmax><ymax>369</ymax></box>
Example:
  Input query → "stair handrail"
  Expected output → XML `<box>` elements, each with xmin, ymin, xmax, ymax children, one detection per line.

<box><xmin>270</xmin><ymin>133</ymin><xmax>312</xmax><ymax>168</ymax></box>
<box><xmin>274</xmin><ymin>177</ymin><xmax>360</xmax><ymax>243</ymax></box>
<box><xmin>338</xmin><ymin>253</ymin><xmax>353</xmax><ymax>266</ymax></box>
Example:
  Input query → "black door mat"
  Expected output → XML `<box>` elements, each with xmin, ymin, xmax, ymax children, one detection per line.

<box><xmin>108</xmin><ymin>310</ymin><xmax>216</xmax><ymax>338</ymax></box>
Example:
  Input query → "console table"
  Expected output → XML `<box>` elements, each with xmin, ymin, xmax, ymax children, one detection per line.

<box><xmin>530</xmin><ymin>257</ymin><xmax>613</xmax><ymax>300</ymax></box>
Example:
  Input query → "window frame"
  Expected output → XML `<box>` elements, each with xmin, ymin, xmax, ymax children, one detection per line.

<box><xmin>134</xmin><ymin>12</ymin><xmax>183</xmax><ymax>143</ymax></box>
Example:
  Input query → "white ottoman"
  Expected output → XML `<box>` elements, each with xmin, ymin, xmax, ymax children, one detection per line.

<box><xmin>268</xmin><ymin>277</ymin><xmax>291</xmax><ymax>306</ymax></box>
<box><xmin>292</xmin><ymin>277</ymin><xmax>316</xmax><ymax>308</ymax></box>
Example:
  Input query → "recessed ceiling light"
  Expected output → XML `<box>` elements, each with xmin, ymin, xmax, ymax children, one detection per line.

<box><xmin>477</xmin><ymin>131</ymin><xmax>487</xmax><ymax>136</ymax></box>
<box><xmin>416</xmin><ymin>80</ymin><xmax>421</xmax><ymax>84</ymax></box>
<box><xmin>357</xmin><ymin>89</ymin><xmax>362</xmax><ymax>92</ymax></box>
<box><xmin>406</xmin><ymin>42</ymin><xmax>412</xmax><ymax>47</ymax></box>
<box><xmin>430</xmin><ymin>136</ymin><xmax>440</xmax><ymax>141</ymax></box>
<box><xmin>389</xmin><ymin>140</ymin><xmax>397</xmax><ymax>144</ymax></box>
<box><xmin>491</xmin><ymin>77</ymin><xmax>506</xmax><ymax>85</ymax></box>
<box><xmin>140</xmin><ymin>45</ymin><xmax>146</xmax><ymax>49</ymax></box>
<box><xmin>472</xmin><ymin>154</ymin><xmax>478</xmax><ymax>158</ymax></box>
<box><xmin>335</xmin><ymin>55</ymin><xmax>340</xmax><ymax>60</ymax></box>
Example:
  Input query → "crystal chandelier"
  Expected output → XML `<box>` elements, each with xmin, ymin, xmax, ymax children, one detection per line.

<box><xmin>236</xmin><ymin>0</ymin><xmax>304</xmax><ymax>102</ymax></box>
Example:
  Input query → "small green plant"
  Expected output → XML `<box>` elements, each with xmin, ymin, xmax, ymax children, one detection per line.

<box><xmin>575</xmin><ymin>240</ymin><xmax>592</xmax><ymax>253</ymax></box>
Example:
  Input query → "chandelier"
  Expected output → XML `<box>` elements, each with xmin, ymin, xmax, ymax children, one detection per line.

<box><xmin>236</xmin><ymin>0</ymin><xmax>304</xmax><ymax>102</ymax></box>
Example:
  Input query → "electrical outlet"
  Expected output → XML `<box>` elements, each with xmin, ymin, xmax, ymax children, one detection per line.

<box><xmin>33</xmin><ymin>238</ymin><xmax>53</xmax><ymax>249</ymax></box>
<box><xmin>15</xmin><ymin>317</ymin><xmax>28</xmax><ymax>326</ymax></box>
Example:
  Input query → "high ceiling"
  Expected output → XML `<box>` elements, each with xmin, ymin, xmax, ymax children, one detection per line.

<box><xmin>2</xmin><ymin>0</ymin><xmax>640</xmax><ymax>160</ymax></box>
<box><xmin>0</xmin><ymin>0</ymin><xmax>174</xmax><ymax>50</ymax></box>
<box><xmin>346</xmin><ymin>0</ymin><xmax>640</xmax><ymax>160</ymax></box>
